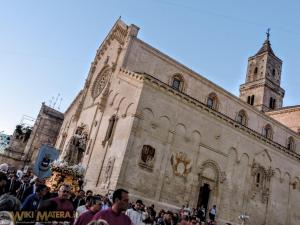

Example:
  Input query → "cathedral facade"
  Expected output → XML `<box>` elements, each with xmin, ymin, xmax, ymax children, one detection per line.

<box><xmin>55</xmin><ymin>20</ymin><xmax>300</xmax><ymax>225</ymax></box>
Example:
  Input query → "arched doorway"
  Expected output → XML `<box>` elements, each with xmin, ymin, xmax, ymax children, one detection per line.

<box><xmin>197</xmin><ymin>160</ymin><xmax>220</xmax><ymax>215</ymax></box>
<box><xmin>197</xmin><ymin>183</ymin><xmax>211</xmax><ymax>210</ymax></box>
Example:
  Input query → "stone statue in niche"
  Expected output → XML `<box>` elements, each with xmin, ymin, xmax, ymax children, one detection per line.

<box><xmin>104</xmin><ymin>156</ymin><xmax>115</xmax><ymax>183</ymax></box>
<box><xmin>170</xmin><ymin>152</ymin><xmax>192</xmax><ymax>177</ymax></box>
<box><xmin>63</xmin><ymin>131</ymin><xmax>87</xmax><ymax>165</ymax></box>
<box><xmin>139</xmin><ymin>145</ymin><xmax>155</xmax><ymax>170</ymax></box>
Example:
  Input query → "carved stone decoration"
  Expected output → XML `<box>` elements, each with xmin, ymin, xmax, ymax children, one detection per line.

<box><xmin>220</xmin><ymin>171</ymin><xmax>227</xmax><ymax>183</ymax></box>
<box><xmin>111</xmin><ymin>23</ymin><xmax>128</xmax><ymax>45</ymax></box>
<box><xmin>170</xmin><ymin>152</ymin><xmax>192</xmax><ymax>177</ymax></box>
<box><xmin>139</xmin><ymin>145</ymin><xmax>155</xmax><ymax>171</ymax></box>
<box><xmin>99</xmin><ymin>82</ymin><xmax>111</xmax><ymax>112</ymax></box>
<box><xmin>250</xmin><ymin>162</ymin><xmax>274</xmax><ymax>203</ymax></box>
<box><xmin>73</xmin><ymin>96</ymin><xmax>84</xmax><ymax>121</ymax></box>
<box><xmin>63</xmin><ymin>126</ymin><xmax>88</xmax><ymax>165</ymax></box>
<box><xmin>112</xmin><ymin>47</ymin><xmax>122</xmax><ymax>73</ymax></box>
<box><xmin>91</xmin><ymin>66</ymin><xmax>111</xmax><ymax>99</ymax></box>
<box><xmin>150</xmin><ymin>122</ymin><xmax>158</xmax><ymax>129</ymax></box>
<box><xmin>104</xmin><ymin>156</ymin><xmax>115</xmax><ymax>183</ymax></box>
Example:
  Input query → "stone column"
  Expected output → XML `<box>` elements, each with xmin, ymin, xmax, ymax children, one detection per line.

<box><xmin>188</xmin><ymin>144</ymin><xmax>201</xmax><ymax>207</ymax></box>
<box><xmin>154</xmin><ymin>130</ymin><xmax>175</xmax><ymax>201</ymax></box>
<box><xmin>285</xmin><ymin>181</ymin><xmax>292</xmax><ymax>225</ymax></box>
<box><xmin>117</xmin><ymin>113</ymin><xmax>141</xmax><ymax>186</ymax></box>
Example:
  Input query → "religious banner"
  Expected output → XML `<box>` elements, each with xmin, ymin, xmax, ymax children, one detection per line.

<box><xmin>33</xmin><ymin>145</ymin><xmax>59</xmax><ymax>178</ymax></box>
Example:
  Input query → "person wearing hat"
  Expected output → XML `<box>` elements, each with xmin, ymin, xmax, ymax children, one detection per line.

<box><xmin>126</xmin><ymin>199</ymin><xmax>145</xmax><ymax>225</ymax></box>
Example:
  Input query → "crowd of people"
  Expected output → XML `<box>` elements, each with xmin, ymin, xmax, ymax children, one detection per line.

<box><xmin>0</xmin><ymin>166</ymin><xmax>229</xmax><ymax>225</ymax></box>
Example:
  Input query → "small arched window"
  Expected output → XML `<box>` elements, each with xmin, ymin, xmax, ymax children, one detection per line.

<box><xmin>256</xmin><ymin>173</ymin><xmax>261</xmax><ymax>187</ymax></box>
<box><xmin>236</xmin><ymin>110</ymin><xmax>248</xmax><ymax>126</ymax></box>
<box><xmin>254</xmin><ymin>67</ymin><xmax>258</xmax><ymax>74</ymax></box>
<box><xmin>287</xmin><ymin>136</ymin><xmax>295</xmax><ymax>151</ymax></box>
<box><xmin>250</xmin><ymin>95</ymin><xmax>255</xmax><ymax>105</ymax></box>
<box><xmin>206</xmin><ymin>92</ymin><xmax>219</xmax><ymax>110</ymax></box>
<box><xmin>269</xmin><ymin>97</ymin><xmax>276</xmax><ymax>109</ymax></box>
<box><xmin>247</xmin><ymin>96</ymin><xmax>251</xmax><ymax>104</ymax></box>
<box><xmin>263</xmin><ymin>124</ymin><xmax>273</xmax><ymax>140</ymax></box>
<box><xmin>272</xmin><ymin>69</ymin><xmax>276</xmax><ymax>77</ymax></box>
<box><xmin>171</xmin><ymin>74</ymin><xmax>184</xmax><ymax>91</ymax></box>
<box><xmin>103</xmin><ymin>115</ymin><xmax>117</xmax><ymax>146</ymax></box>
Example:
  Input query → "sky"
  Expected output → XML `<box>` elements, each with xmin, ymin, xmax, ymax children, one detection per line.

<box><xmin>1</xmin><ymin>0</ymin><xmax>300</xmax><ymax>134</ymax></box>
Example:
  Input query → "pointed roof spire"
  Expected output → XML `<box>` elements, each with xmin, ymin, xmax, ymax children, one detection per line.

<box><xmin>255</xmin><ymin>28</ymin><xmax>277</xmax><ymax>57</ymax></box>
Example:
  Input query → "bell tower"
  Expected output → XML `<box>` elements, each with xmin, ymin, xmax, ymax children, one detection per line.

<box><xmin>239</xmin><ymin>29</ymin><xmax>285</xmax><ymax>112</ymax></box>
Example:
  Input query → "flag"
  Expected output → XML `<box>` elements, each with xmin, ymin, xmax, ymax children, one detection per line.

<box><xmin>33</xmin><ymin>145</ymin><xmax>59</xmax><ymax>178</ymax></box>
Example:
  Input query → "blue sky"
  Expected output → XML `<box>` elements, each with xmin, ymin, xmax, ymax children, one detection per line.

<box><xmin>1</xmin><ymin>0</ymin><xmax>300</xmax><ymax>134</ymax></box>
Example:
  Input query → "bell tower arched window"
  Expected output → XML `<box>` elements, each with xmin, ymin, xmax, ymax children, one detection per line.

<box><xmin>254</xmin><ymin>67</ymin><xmax>258</xmax><ymax>75</ymax></box>
<box><xmin>247</xmin><ymin>95</ymin><xmax>255</xmax><ymax>105</ymax></box>
<box><xmin>251</xmin><ymin>95</ymin><xmax>255</xmax><ymax>105</ymax></box>
<box><xmin>269</xmin><ymin>97</ymin><xmax>276</xmax><ymax>109</ymax></box>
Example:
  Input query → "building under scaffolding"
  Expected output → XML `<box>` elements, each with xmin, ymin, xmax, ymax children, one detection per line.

<box><xmin>0</xmin><ymin>132</ymin><xmax>10</xmax><ymax>153</ymax></box>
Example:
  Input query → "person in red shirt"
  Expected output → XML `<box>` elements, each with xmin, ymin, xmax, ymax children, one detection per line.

<box><xmin>93</xmin><ymin>188</ymin><xmax>131</xmax><ymax>225</ymax></box>
<box><xmin>74</xmin><ymin>196</ymin><xmax>102</xmax><ymax>225</ymax></box>
<box><xmin>38</xmin><ymin>184</ymin><xmax>74</xmax><ymax>224</ymax></box>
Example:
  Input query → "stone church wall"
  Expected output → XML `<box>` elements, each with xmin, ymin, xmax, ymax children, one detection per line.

<box><xmin>123</xmin><ymin>38</ymin><xmax>300</xmax><ymax>153</ymax></box>
<box><xmin>77</xmin><ymin>67</ymin><xmax>142</xmax><ymax>192</ymax></box>
<box><xmin>56</xmin><ymin>20</ymin><xmax>300</xmax><ymax>225</ymax></box>
<box><xmin>118</xmin><ymin>75</ymin><xmax>300</xmax><ymax>224</ymax></box>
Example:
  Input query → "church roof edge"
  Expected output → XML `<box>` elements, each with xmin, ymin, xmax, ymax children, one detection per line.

<box><xmin>266</xmin><ymin>105</ymin><xmax>300</xmax><ymax>115</ymax></box>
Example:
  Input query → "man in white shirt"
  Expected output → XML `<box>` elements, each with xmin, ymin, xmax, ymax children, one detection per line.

<box><xmin>126</xmin><ymin>199</ymin><xmax>145</xmax><ymax>225</ymax></box>
<box><xmin>183</xmin><ymin>204</ymin><xmax>191</xmax><ymax>216</ymax></box>
<box><xmin>76</xmin><ymin>195</ymin><xmax>93</xmax><ymax>219</ymax></box>
<box><xmin>209</xmin><ymin>205</ymin><xmax>217</xmax><ymax>221</ymax></box>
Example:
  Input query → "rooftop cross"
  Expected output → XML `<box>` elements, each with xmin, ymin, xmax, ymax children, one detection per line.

<box><xmin>266</xmin><ymin>28</ymin><xmax>270</xmax><ymax>41</ymax></box>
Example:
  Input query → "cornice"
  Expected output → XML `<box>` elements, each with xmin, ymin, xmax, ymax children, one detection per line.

<box><xmin>64</xmin><ymin>90</ymin><xmax>83</xmax><ymax>114</ymax></box>
<box><xmin>240</xmin><ymin>78</ymin><xmax>284</xmax><ymax>95</ymax></box>
<box><xmin>267</xmin><ymin>106</ymin><xmax>300</xmax><ymax>116</ymax></box>
<box><xmin>249</xmin><ymin>50</ymin><xmax>282</xmax><ymax>63</ymax></box>
<box><xmin>119</xmin><ymin>68</ymin><xmax>300</xmax><ymax>162</ymax></box>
